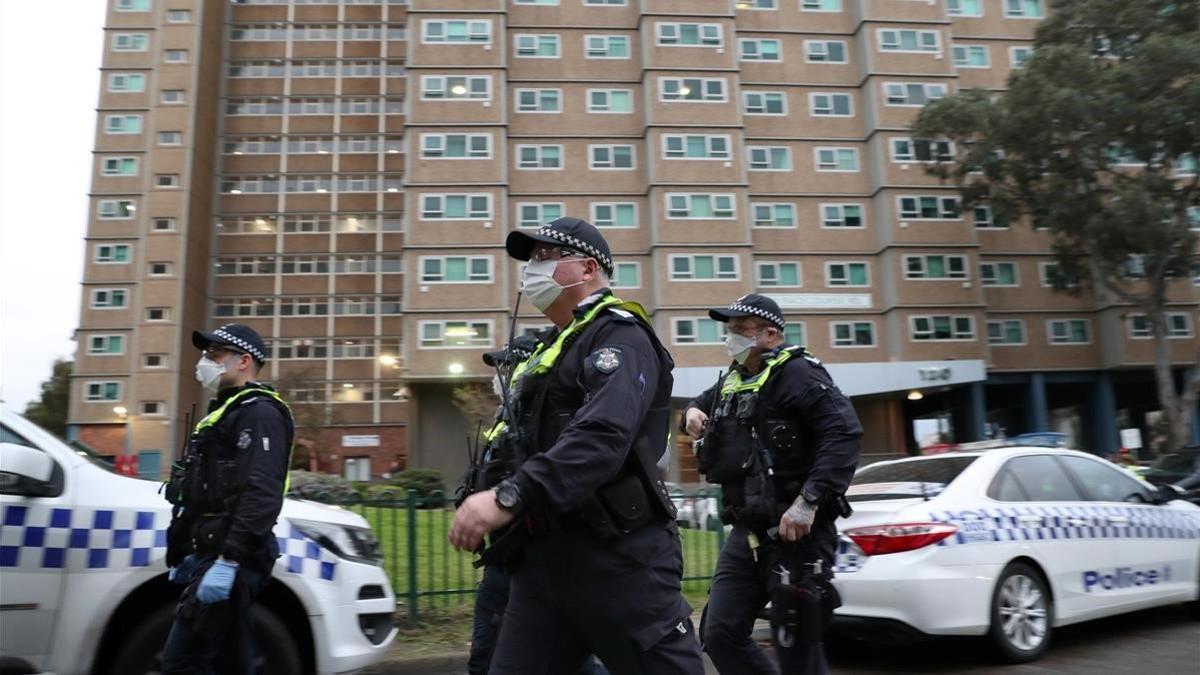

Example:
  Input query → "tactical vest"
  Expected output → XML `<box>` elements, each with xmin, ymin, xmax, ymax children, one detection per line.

<box><xmin>698</xmin><ymin>346</ymin><xmax>810</xmax><ymax>489</ymax></box>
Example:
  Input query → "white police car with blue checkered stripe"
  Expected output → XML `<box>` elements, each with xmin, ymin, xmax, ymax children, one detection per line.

<box><xmin>830</xmin><ymin>445</ymin><xmax>1200</xmax><ymax>663</ymax></box>
<box><xmin>0</xmin><ymin>408</ymin><xmax>396</xmax><ymax>674</ymax></box>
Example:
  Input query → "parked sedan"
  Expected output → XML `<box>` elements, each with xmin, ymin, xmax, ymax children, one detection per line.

<box><xmin>831</xmin><ymin>446</ymin><xmax>1200</xmax><ymax>663</ymax></box>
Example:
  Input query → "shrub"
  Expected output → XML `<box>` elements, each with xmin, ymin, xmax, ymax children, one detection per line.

<box><xmin>286</xmin><ymin>470</ymin><xmax>360</xmax><ymax>503</ymax></box>
<box><xmin>390</xmin><ymin>468</ymin><xmax>446</xmax><ymax>501</ymax></box>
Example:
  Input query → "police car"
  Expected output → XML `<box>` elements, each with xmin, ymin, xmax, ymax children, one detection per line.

<box><xmin>0</xmin><ymin>408</ymin><xmax>397</xmax><ymax>674</ymax></box>
<box><xmin>830</xmin><ymin>444</ymin><xmax>1200</xmax><ymax>662</ymax></box>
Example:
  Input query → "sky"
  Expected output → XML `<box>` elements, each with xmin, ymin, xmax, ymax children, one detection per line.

<box><xmin>0</xmin><ymin>1</ymin><xmax>107</xmax><ymax>410</ymax></box>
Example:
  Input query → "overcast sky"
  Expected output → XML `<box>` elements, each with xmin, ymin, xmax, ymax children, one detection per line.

<box><xmin>0</xmin><ymin>1</ymin><xmax>107</xmax><ymax>410</ymax></box>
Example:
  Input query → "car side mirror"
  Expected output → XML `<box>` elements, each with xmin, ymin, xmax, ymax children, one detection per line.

<box><xmin>0</xmin><ymin>442</ymin><xmax>58</xmax><ymax>497</ymax></box>
<box><xmin>1154</xmin><ymin>483</ymin><xmax>1185</xmax><ymax>504</ymax></box>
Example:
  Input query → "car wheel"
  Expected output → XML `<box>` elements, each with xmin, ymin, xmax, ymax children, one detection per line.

<box><xmin>987</xmin><ymin>561</ymin><xmax>1053</xmax><ymax>663</ymax></box>
<box><xmin>108</xmin><ymin>604</ymin><xmax>303</xmax><ymax>675</ymax></box>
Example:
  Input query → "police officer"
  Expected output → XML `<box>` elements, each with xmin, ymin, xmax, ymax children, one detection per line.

<box><xmin>449</xmin><ymin>217</ymin><xmax>704</xmax><ymax>675</ymax></box>
<box><xmin>683</xmin><ymin>295</ymin><xmax>861</xmax><ymax>675</ymax></box>
<box><xmin>161</xmin><ymin>323</ymin><xmax>295</xmax><ymax>675</ymax></box>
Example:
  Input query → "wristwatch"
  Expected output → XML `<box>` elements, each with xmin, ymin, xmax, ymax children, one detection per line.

<box><xmin>494</xmin><ymin>479</ymin><xmax>523</xmax><ymax>513</ymax></box>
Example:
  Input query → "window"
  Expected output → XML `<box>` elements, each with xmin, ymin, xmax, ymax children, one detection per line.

<box><xmin>740</xmin><ymin>39</ymin><xmax>781</xmax><ymax>61</ymax></box>
<box><xmin>758</xmin><ymin>262</ymin><xmax>800</xmax><ymax>287</ymax></box>
<box><xmin>161</xmin><ymin>90</ymin><xmax>186</xmax><ymax>104</ymax></box>
<box><xmin>95</xmin><ymin>244</ymin><xmax>131</xmax><ymax>264</ymax></box>
<box><xmin>952</xmin><ymin>45</ymin><xmax>990</xmax><ymax>68</ymax></box>
<box><xmin>146</xmin><ymin>307</ymin><xmax>169</xmax><ymax>321</ymax></box>
<box><xmin>98</xmin><ymin>200</ymin><xmax>136</xmax><ymax>219</ymax></box>
<box><xmin>809</xmin><ymin>92</ymin><xmax>852</xmax><ymax>117</ymax></box>
<box><xmin>612</xmin><ymin>262</ymin><xmax>640</xmax><ymax>288</ymax></box>
<box><xmin>116</xmin><ymin>0</ymin><xmax>150</xmax><ymax>10</ymax></box>
<box><xmin>515</xmin><ymin>0</ymin><xmax>558</xmax><ymax>4</ymax></box>
<box><xmin>666</xmin><ymin>193</ymin><xmax>735</xmax><ymax>219</ymax></box>
<box><xmin>517</xmin><ymin>202</ymin><xmax>564</xmax><ymax>228</ymax></box>
<box><xmin>753</xmin><ymin>203</ymin><xmax>796</xmax><ymax>228</ymax></box>
<box><xmin>973</xmin><ymin>206</ymin><xmax>1005</xmax><ymax>229</ymax></box>
<box><xmin>910</xmin><ymin>315</ymin><xmax>974</xmax><ymax>341</ymax></box>
<box><xmin>419</xmin><ymin>321</ymin><xmax>493</xmax><ymax>348</ymax></box>
<box><xmin>588</xmin><ymin>89</ymin><xmax>633</xmax><ymax>113</ymax></box>
<box><xmin>158</xmin><ymin>131</ymin><xmax>182</xmax><ymax>145</ymax></box>
<box><xmin>167</xmin><ymin>9</ymin><xmax>192</xmax><ymax>22</ymax></box>
<box><xmin>1048</xmin><ymin>319</ymin><xmax>1090</xmax><ymax>344</ymax></box>
<box><xmin>660</xmin><ymin>77</ymin><xmax>726</xmax><ymax>102</ymax></box>
<box><xmin>656</xmin><ymin>23</ymin><xmax>722</xmax><ymax>47</ymax></box>
<box><xmin>739</xmin><ymin>0</ymin><xmax>777</xmax><ymax>7</ymax></box>
<box><xmin>144</xmin><ymin>354</ymin><xmax>165</xmax><ymax>368</ymax></box>
<box><xmin>947</xmin><ymin>0</ymin><xmax>982</xmax><ymax>15</ymax></box>
<box><xmin>89</xmin><ymin>335</ymin><xmax>125</xmax><ymax>355</ymax></box>
<box><xmin>1005</xmin><ymin>0</ymin><xmax>1044</xmax><ymax>18</ymax></box>
<box><xmin>592</xmin><ymin>202</ymin><xmax>637</xmax><ymax>228</ymax></box>
<box><xmin>422</xmin><ymin>19</ymin><xmax>491</xmax><ymax>43</ymax></box>
<box><xmin>156</xmin><ymin>174</ymin><xmax>180</xmax><ymax>188</ymax></box>
<box><xmin>149</xmin><ymin>262</ymin><xmax>173</xmax><ymax>276</ymax></box>
<box><xmin>744</xmin><ymin>91</ymin><xmax>786</xmax><ymax>115</ymax></box>
<box><xmin>832</xmin><ymin>322</ymin><xmax>875</xmax><ymax>347</ymax></box>
<box><xmin>421</xmin><ymin>256</ymin><xmax>492</xmax><ymax>283</ymax></box>
<box><xmin>515</xmin><ymin>88</ymin><xmax>561</xmax><ymax>113</ymax></box>
<box><xmin>1058</xmin><ymin>456</ymin><xmax>1152</xmax><ymax>503</ymax></box>
<box><xmin>1039</xmin><ymin>262</ymin><xmax>1069</xmax><ymax>287</ymax></box>
<box><xmin>108</xmin><ymin>73</ymin><xmax>145</xmax><ymax>92</ymax></box>
<box><xmin>898</xmin><ymin>195</ymin><xmax>960</xmax><ymax>219</ymax></box>
<box><xmin>979</xmin><ymin>262</ymin><xmax>1018</xmax><ymax>286</ymax></box>
<box><xmin>801</xmin><ymin>0</ymin><xmax>841</xmax><ymax>10</ymax></box>
<box><xmin>153</xmin><ymin>218</ymin><xmax>175</xmax><ymax>231</ymax></box>
<box><xmin>164</xmin><ymin>50</ymin><xmax>189</xmax><ymax>63</ymax></box>
<box><xmin>673</xmin><ymin>318</ymin><xmax>727</xmax><ymax>344</ymax></box>
<box><xmin>891</xmin><ymin>138</ymin><xmax>954</xmax><ymax>163</ymax></box>
<box><xmin>589</xmin><ymin>145</ymin><xmax>634</xmax><ymax>169</ymax></box>
<box><xmin>514</xmin><ymin>34</ymin><xmax>560</xmax><ymax>58</ymax></box>
<box><xmin>420</xmin><ymin>133</ymin><xmax>491</xmax><ymax>159</ymax></box>
<box><xmin>585</xmin><ymin>0</ymin><xmax>626</xmax><ymax>4</ymax></box>
<box><xmin>826</xmin><ymin>262</ymin><xmax>869</xmax><ymax>287</ymax></box>
<box><xmin>112</xmin><ymin>33</ymin><xmax>149</xmax><ymax>51</ymax></box>
<box><xmin>821</xmin><ymin>203</ymin><xmax>864</xmax><ymax>228</ymax></box>
<box><xmin>747</xmin><ymin>146</ymin><xmax>792</xmax><ymax>171</ymax></box>
<box><xmin>105</xmin><ymin>115</ymin><xmax>142</xmax><ymax>134</ymax></box>
<box><xmin>991</xmin><ymin>455</ymin><xmax>1081</xmax><ymax>502</ymax></box>
<box><xmin>101</xmin><ymin>157</ymin><xmax>138</xmax><ymax>176</ymax></box>
<box><xmin>814</xmin><ymin>147</ymin><xmax>859</xmax><ymax>172</ymax></box>
<box><xmin>1129</xmin><ymin>314</ymin><xmax>1194</xmax><ymax>339</ymax></box>
<box><xmin>91</xmin><ymin>289</ymin><xmax>128</xmax><ymax>308</ymax></box>
<box><xmin>784</xmin><ymin>323</ymin><xmax>806</xmax><ymax>345</ymax></box>
<box><xmin>670</xmin><ymin>255</ymin><xmax>739</xmax><ymax>281</ymax></box>
<box><xmin>85</xmin><ymin>382</ymin><xmax>122</xmax><ymax>402</ymax></box>
<box><xmin>988</xmin><ymin>320</ymin><xmax>1025</xmax><ymax>345</ymax></box>
<box><xmin>878</xmin><ymin>29</ymin><xmax>940</xmax><ymax>54</ymax></box>
<box><xmin>1010</xmin><ymin>47</ymin><xmax>1033</xmax><ymax>68</ymax></box>
<box><xmin>421</xmin><ymin>75</ymin><xmax>490</xmax><ymax>100</ymax></box>
<box><xmin>516</xmin><ymin>144</ymin><xmax>563</xmax><ymax>169</ymax></box>
<box><xmin>140</xmin><ymin>402</ymin><xmax>164</xmax><ymax>416</ymax></box>
<box><xmin>805</xmin><ymin>40</ymin><xmax>847</xmax><ymax>63</ymax></box>
<box><xmin>420</xmin><ymin>194</ymin><xmax>492</xmax><ymax>220</ymax></box>
<box><xmin>905</xmin><ymin>255</ymin><xmax>968</xmax><ymax>280</ymax></box>
<box><xmin>883</xmin><ymin>82</ymin><xmax>947</xmax><ymax>106</ymax></box>
<box><xmin>586</xmin><ymin>35</ymin><xmax>629</xmax><ymax>58</ymax></box>
<box><xmin>663</xmin><ymin>134</ymin><xmax>730</xmax><ymax>160</ymax></box>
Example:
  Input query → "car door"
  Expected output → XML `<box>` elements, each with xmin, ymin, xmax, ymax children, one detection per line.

<box><xmin>996</xmin><ymin>454</ymin><xmax>1119</xmax><ymax>620</ymax></box>
<box><xmin>1057</xmin><ymin>454</ymin><xmax>1197</xmax><ymax>609</ymax></box>
<box><xmin>0</xmin><ymin>423</ymin><xmax>69</xmax><ymax>669</ymax></box>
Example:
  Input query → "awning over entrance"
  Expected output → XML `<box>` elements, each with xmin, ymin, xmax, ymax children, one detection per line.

<box><xmin>672</xmin><ymin>359</ymin><xmax>987</xmax><ymax>399</ymax></box>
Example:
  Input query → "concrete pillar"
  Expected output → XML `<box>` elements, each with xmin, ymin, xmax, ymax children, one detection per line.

<box><xmin>1027</xmin><ymin>372</ymin><xmax>1049</xmax><ymax>433</ymax></box>
<box><xmin>1091</xmin><ymin>371</ymin><xmax>1119</xmax><ymax>454</ymax></box>
<box><xmin>970</xmin><ymin>381</ymin><xmax>987</xmax><ymax>441</ymax></box>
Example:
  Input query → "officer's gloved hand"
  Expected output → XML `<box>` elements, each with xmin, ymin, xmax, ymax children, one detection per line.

<box><xmin>196</xmin><ymin>558</ymin><xmax>239</xmax><ymax>604</ymax></box>
<box><xmin>168</xmin><ymin>554</ymin><xmax>201</xmax><ymax>585</ymax></box>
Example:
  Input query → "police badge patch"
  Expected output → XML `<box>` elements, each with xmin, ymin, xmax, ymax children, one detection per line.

<box><xmin>237</xmin><ymin>429</ymin><xmax>253</xmax><ymax>450</ymax></box>
<box><xmin>593</xmin><ymin>347</ymin><xmax>622</xmax><ymax>373</ymax></box>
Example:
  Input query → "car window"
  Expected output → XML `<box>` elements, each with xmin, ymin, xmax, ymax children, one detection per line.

<box><xmin>988</xmin><ymin>468</ymin><xmax>1029</xmax><ymax>502</ymax></box>
<box><xmin>1057</xmin><ymin>455</ymin><xmax>1153</xmax><ymax>503</ymax></box>
<box><xmin>847</xmin><ymin>455</ymin><xmax>978</xmax><ymax>501</ymax></box>
<box><xmin>1001</xmin><ymin>455</ymin><xmax>1082</xmax><ymax>501</ymax></box>
<box><xmin>1</xmin><ymin>423</ymin><xmax>36</xmax><ymax>448</ymax></box>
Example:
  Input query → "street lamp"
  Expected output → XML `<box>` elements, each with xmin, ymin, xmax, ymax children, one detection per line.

<box><xmin>448</xmin><ymin>363</ymin><xmax>464</xmax><ymax>375</ymax></box>
<box><xmin>907</xmin><ymin>390</ymin><xmax>924</xmax><ymax>401</ymax></box>
<box><xmin>113</xmin><ymin>406</ymin><xmax>128</xmax><ymax>418</ymax></box>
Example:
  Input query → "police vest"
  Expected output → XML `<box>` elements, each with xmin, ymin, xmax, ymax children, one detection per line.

<box><xmin>698</xmin><ymin>346</ymin><xmax>810</xmax><ymax>486</ymax></box>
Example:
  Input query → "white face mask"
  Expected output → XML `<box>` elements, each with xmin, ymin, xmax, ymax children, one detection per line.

<box><xmin>725</xmin><ymin>332</ymin><xmax>761</xmax><ymax>364</ymax></box>
<box><xmin>195</xmin><ymin>356</ymin><xmax>227</xmax><ymax>393</ymax></box>
<box><xmin>521</xmin><ymin>258</ymin><xmax>586</xmax><ymax>313</ymax></box>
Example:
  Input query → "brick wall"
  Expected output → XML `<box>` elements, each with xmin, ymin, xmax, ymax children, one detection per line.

<box><xmin>78</xmin><ymin>424</ymin><xmax>126</xmax><ymax>456</ymax></box>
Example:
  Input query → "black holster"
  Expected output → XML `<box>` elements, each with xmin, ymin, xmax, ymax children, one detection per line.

<box><xmin>578</xmin><ymin>474</ymin><xmax>654</xmax><ymax>540</ymax></box>
<box><xmin>767</xmin><ymin>553</ymin><xmax>841</xmax><ymax>648</ymax></box>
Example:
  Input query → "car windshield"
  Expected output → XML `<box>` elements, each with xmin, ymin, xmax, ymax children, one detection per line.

<box><xmin>847</xmin><ymin>455</ymin><xmax>978</xmax><ymax>502</ymax></box>
<box><xmin>1150</xmin><ymin>450</ymin><xmax>1200</xmax><ymax>473</ymax></box>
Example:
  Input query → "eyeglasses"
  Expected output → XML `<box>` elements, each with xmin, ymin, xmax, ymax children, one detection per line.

<box><xmin>530</xmin><ymin>247</ymin><xmax>588</xmax><ymax>263</ymax></box>
<box><xmin>203</xmin><ymin>345</ymin><xmax>246</xmax><ymax>360</ymax></box>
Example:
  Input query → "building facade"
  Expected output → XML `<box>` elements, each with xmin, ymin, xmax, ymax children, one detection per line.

<box><xmin>70</xmin><ymin>0</ymin><xmax>1199</xmax><ymax>484</ymax></box>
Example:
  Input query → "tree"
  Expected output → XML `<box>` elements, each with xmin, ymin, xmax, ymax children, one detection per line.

<box><xmin>450</xmin><ymin>382</ymin><xmax>500</xmax><ymax>440</ymax></box>
<box><xmin>912</xmin><ymin>0</ymin><xmax>1200</xmax><ymax>451</ymax></box>
<box><xmin>273</xmin><ymin>366</ymin><xmax>337</xmax><ymax>471</ymax></box>
<box><xmin>24</xmin><ymin>359</ymin><xmax>72</xmax><ymax>437</ymax></box>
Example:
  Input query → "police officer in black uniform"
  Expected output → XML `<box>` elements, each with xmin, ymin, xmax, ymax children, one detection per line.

<box><xmin>683</xmin><ymin>295</ymin><xmax>861</xmax><ymax>675</ymax></box>
<box><xmin>449</xmin><ymin>217</ymin><xmax>704</xmax><ymax>675</ymax></box>
<box><xmin>161</xmin><ymin>324</ymin><xmax>295</xmax><ymax>675</ymax></box>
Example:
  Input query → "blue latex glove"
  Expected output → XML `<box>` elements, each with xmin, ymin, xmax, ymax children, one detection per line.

<box><xmin>196</xmin><ymin>558</ymin><xmax>239</xmax><ymax>604</ymax></box>
<box><xmin>168</xmin><ymin>554</ymin><xmax>203</xmax><ymax>585</ymax></box>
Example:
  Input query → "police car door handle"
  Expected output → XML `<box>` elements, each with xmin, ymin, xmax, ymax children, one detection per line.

<box><xmin>1018</xmin><ymin>515</ymin><xmax>1043</xmax><ymax>526</ymax></box>
<box><xmin>1066</xmin><ymin>517</ymin><xmax>1090</xmax><ymax>527</ymax></box>
<box><xmin>1105</xmin><ymin>515</ymin><xmax>1130</xmax><ymax>526</ymax></box>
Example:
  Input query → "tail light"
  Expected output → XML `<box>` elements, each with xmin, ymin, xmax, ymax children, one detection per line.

<box><xmin>844</xmin><ymin>522</ymin><xmax>958</xmax><ymax>556</ymax></box>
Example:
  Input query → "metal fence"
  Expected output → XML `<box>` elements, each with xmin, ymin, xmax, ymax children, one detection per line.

<box><xmin>335</xmin><ymin>487</ymin><xmax>726</xmax><ymax>623</ymax></box>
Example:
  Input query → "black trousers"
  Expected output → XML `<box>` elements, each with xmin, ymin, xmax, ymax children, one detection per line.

<box><xmin>489</xmin><ymin>522</ymin><xmax>704</xmax><ymax>675</ymax></box>
<box><xmin>700</xmin><ymin>524</ymin><xmax>836</xmax><ymax>675</ymax></box>
<box><xmin>161</xmin><ymin>561</ymin><xmax>269</xmax><ymax>675</ymax></box>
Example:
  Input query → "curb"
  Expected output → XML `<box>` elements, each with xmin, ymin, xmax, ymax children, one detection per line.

<box><xmin>368</xmin><ymin>652</ymin><xmax>469</xmax><ymax>674</ymax></box>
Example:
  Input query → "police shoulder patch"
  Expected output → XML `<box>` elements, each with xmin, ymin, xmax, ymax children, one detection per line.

<box><xmin>592</xmin><ymin>347</ymin><xmax>622</xmax><ymax>374</ymax></box>
<box><xmin>237</xmin><ymin>429</ymin><xmax>254</xmax><ymax>450</ymax></box>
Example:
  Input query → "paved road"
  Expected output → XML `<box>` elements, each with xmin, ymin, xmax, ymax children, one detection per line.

<box><xmin>366</xmin><ymin>605</ymin><xmax>1198</xmax><ymax>674</ymax></box>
